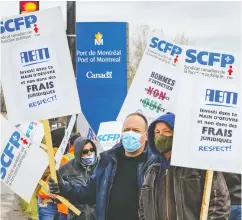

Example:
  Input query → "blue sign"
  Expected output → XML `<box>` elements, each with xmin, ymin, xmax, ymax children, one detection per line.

<box><xmin>76</xmin><ymin>22</ymin><xmax>127</xmax><ymax>133</ymax></box>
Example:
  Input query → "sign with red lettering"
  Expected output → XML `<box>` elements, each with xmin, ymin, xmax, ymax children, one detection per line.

<box><xmin>0</xmin><ymin>115</ymin><xmax>48</xmax><ymax>202</ymax></box>
<box><xmin>117</xmin><ymin>34</ymin><xmax>182</xmax><ymax>124</ymax></box>
<box><xmin>1</xmin><ymin>7</ymin><xmax>81</xmax><ymax>125</ymax></box>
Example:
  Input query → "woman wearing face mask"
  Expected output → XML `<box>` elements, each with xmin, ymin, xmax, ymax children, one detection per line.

<box><xmin>59</xmin><ymin>137</ymin><xmax>98</xmax><ymax>220</ymax></box>
<box><xmin>139</xmin><ymin>112</ymin><xmax>230</xmax><ymax>220</ymax></box>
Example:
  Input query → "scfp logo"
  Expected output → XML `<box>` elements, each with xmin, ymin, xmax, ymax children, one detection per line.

<box><xmin>205</xmin><ymin>89</ymin><xmax>238</xmax><ymax>107</ymax></box>
<box><xmin>98</xmin><ymin>134</ymin><xmax>120</xmax><ymax>142</ymax></box>
<box><xmin>0</xmin><ymin>15</ymin><xmax>37</xmax><ymax>34</ymax></box>
<box><xmin>1</xmin><ymin>131</ymin><xmax>21</xmax><ymax>180</ymax></box>
<box><xmin>149</xmin><ymin>37</ymin><xmax>182</xmax><ymax>56</ymax></box>
<box><xmin>20</xmin><ymin>48</ymin><xmax>50</xmax><ymax>66</ymax></box>
<box><xmin>185</xmin><ymin>49</ymin><xmax>235</xmax><ymax>68</ymax></box>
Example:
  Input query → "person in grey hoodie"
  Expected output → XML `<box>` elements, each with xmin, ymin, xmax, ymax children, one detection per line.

<box><xmin>59</xmin><ymin>137</ymin><xmax>98</xmax><ymax>220</ymax></box>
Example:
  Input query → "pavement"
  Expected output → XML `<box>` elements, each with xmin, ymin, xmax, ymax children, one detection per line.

<box><xmin>1</xmin><ymin>183</ymin><xmax>29</xmax><ymax>220</ymax></box>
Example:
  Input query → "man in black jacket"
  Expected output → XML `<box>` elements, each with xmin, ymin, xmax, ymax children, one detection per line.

<box><xmin>139</xmin><ymin>112</ymin><xmax>231</xmax><ymax>220</ymax></box>
<box><xmin>59</xmin><ymin>137</ymin><xmax>98</xmax><ymax>220</ymax></box>
<box><xmin>223</xmin><ymin>173</ymin><xmax>241</xmax><ymax>220</ymax></box>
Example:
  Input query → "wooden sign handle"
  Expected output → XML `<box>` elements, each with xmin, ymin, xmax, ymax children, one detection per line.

<box><xmin>200</xmin><ymin>170</ymin><xmax>214</xmax><ymax>220</ymax></box>
<box><xmin>38</xmin><ymin>180</ymin><xmax>81</xmax><ymax>216</ymax></box>
<box><xmin>41</xmin><ymin>120</ymin><xmax>58</xmax><ymax>183</ymax></box>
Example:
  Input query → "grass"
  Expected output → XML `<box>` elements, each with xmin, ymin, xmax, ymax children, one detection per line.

<box><xmin>19</xmin><ymin>195</ymin><xmax>38</xmax><ymax>220</ymax></box>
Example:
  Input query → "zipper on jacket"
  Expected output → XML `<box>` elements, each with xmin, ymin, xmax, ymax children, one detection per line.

<box><xmin>105</xmin><ymin>163</ymin><xmax>117</xmax><ymax>220</ymax></box>
<box><xmin>166</xmin><ymin>169</ymin><xmax>170</xmax><ymax>220</ymax></box>
<box><xmin>173</xmin><ymin>167</ymin><xmax>179</xmax><ymax>220</ymax></box>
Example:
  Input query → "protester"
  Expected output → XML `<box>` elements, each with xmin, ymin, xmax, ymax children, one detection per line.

<box><xmin>48</xmin><ymin>112</ymin><xmax>157</xmax><ymax>220</ymax></box>
<box><xmin>223</xmin><ymin>173</ymin><xmax>241</xmax><ymax>220</ymax></box>
<box><xmin>59</xmin><ymin>137</ymin><xmax>99</xmax><ymax>220</ymax></box>
<box><xmin>139</xmin><ymin>112</ymin><xmax>231</xmax><ymax>220</ymax></box>
<box><xmin>57</xmin><ymin>133</ymin><xmax>82</xmax><ymax>218</ymax></box>
<box><xmin>36</xmin><ymin>128</ymin><xmax>67</xmax><ymax>220</ymax></box>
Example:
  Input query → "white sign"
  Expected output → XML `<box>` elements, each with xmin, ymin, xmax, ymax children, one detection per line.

<box><xmin>18</xmin><ymin>121</ymin><xmax>44</xmax><ymax>146</ymax></box>
<box><xmin>55</xmin><ymin>114</ymin><xmax>76</xmax><ymax>169</ymax></box>
<box><xmin>97</xmin><ymin>121</ymin><xmax>123</xmax><ymax>151</ymax></box>
<box><xmin>0</xmin><ymin>115</ymin><xmax>48</xmax><ymax>203</ymax></box>
<box><xmin>1</xmin><ymin>7</ymin><xmax>81</xmax><ymax>125</ymax></box>
<box><xmin>76</xmin><ymin>111</ymin><xmax>104</xmax><ymax>154</ymax></box>
<box><xmin>181</xmin><ymin>45</ymin><xmax>239</xmax><ymax>82</ymax></box>
<box><xmin>117</xmin><ymin>35</ymin><xmax>182</xmax><ymax>124</ymax></box>
<box><xmin>171</xmin><ymin>75</ymin><xmax>241</xmax><ymax>173</ymax></box>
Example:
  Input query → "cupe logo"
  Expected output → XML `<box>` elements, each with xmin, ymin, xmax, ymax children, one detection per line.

<box><xmin>0</xmin><ymin>15</ymin><xmax>37</xmax><ymax>34</ymax></box>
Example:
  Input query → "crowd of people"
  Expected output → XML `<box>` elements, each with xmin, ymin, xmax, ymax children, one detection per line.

<box><xmin>36</xmin><ymin>112</ymin><xmax>241</xmax><ymax>220</ymax></box>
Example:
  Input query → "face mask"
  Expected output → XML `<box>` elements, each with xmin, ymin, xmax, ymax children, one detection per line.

<box><xmin>122</xmin><ymin>131</ymin><xmax>144</xmax><ymax>152</ymax></box>
<box><xmin>81</xmin><ymin>153</ymin><xmax>96</xmax><ymax>165</ymax></box>
<box><xmin>154</xmin><ymin>134</ymin><xmax>173</xmax><ymax>153</ymax></box>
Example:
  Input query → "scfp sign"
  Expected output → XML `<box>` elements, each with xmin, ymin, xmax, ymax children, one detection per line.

<box><xmin>149</xmin><ymin>37</ymin><xmax>182</xmax><ymax>56</ymax></box>
<box><xmin>185</xmin><ymin>49</ymin><xmax>235</xmax><ymax>68</ymax></box>
<box><xmin>0</xmin><ymin>15</ymin><xmax>37</xmax><ymax>34</ymax></box>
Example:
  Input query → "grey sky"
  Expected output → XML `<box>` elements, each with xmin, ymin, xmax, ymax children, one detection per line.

<box><xmin>0</xmin><ymin>1</ymin><xmax>241</xmax><ymax>58</ymax></box>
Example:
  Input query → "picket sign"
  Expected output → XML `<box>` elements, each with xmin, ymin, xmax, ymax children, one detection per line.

<box><xmin>40</xmin><ymin>120</ymin><xmax>80</xmax><ymax>216</ymax></box>
<box><xmin>55</xmin><ymin>114</ymin><xmax>77</xmax><ymax>170</ymax></box>
<box><xmin>38</xmin><ymin>180</ymin><xmax>81</xmax><ymax>216</ymax></box>
<box><xmin>41</xmin><ymin>120</ymin><xmax>57</xmax><ymax>182</ymax></box>
<box><xmin>200</xmin><ymin>170</ymin><xmax>214</xmax><ymax>220</ymax></box>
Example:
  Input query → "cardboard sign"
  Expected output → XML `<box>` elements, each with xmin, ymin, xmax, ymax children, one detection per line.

<box><xmin>97</xmin><ymin>121</ymin><xmax>123</xmax><ymax>151</ymax></box>
<box><xmin>0</xmin><ymin>115</ymin><xmax>48</xmax><ymax>203</ymax></box>
<box><xmin>55</xmin><ymin>114</ymin><xmax>76</xmax><ymax>169</ymax></box>
<box><xmin>18</xmin><ymin>121</ymin><xmax>44</xmax><ymax>146</ymax></box>
<box><xmin>171</xmin><ymin>75</ymin><xmax>241</xmax><ymax>173</ymax></box>
<box><xmin>117</xmin><ymin>35</ymin><xmax>182</xmax><ymax>125</ymax></box>
<box><xmin>1</xmin><ymin>7</ymin><xmax>81</xmax><ymax>125</ymax></box>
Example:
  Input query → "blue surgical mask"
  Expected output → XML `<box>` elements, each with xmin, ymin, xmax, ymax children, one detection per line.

<box><xmin>81</xmin><ymin>153</ymin><xmax>96</xmax><ymax>165</ymax></box>
<box><xmin>122</xmin><ymin>131</ymin><xmax>144</xmax><ymax>152</ymax></box>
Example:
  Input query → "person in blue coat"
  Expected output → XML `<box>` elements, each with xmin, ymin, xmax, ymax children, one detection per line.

<box><xmin>48</xmin><ymin>112</ymin><xmax>157</xmax><ymax>220</ymax></box>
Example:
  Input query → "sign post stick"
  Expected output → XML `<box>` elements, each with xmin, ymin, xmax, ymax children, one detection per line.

<box><xmin>200</xmin><ymin>170</ymin><xmax>214</xmax><ymax>220</ymax></box>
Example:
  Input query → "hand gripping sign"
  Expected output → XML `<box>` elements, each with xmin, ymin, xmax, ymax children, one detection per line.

<box><xmin>0</xmin><ymin>115</ymin><xmax>48</xmax><ymax>203</ymax></box>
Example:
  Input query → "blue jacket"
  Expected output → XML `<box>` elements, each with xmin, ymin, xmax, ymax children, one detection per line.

<box><xmin>61</xmin><ymin>143</ymin><xmax>157</xmax><ymax>220</ymax></box>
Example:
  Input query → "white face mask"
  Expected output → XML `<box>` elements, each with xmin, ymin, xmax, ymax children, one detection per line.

<box><xmin>81</xmin><ymin>153</ymin><xmax>95</xmax><ymax>165</ymax></box>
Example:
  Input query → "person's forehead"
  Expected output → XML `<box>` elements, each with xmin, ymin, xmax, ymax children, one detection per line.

<box><xmin>123</xmin><ymin>115</ymin><xmax>146</xmax><ymax>128</ymax></box>
<box><xmin>83</xmin><ymin>142</ymin><xmax>92</xmax><ymax>149</ymax></box>
<box><xmin>155</xmin><ymin>122</ymin><xmax>170</xmax><ymax>130</ymax></box>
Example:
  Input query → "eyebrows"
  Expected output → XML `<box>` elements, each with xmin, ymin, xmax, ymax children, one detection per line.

<box><xmin>123</xmin><ymin>127</ymin><xmax>142</xmax><ymax>132</ymax></box>
<box><xmin>154</xmin><ymin>127</ymin><xmax>172</xmax><ymax>132</ymax></box>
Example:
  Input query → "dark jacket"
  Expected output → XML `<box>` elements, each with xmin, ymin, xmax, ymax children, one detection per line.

<box><xmin>60</xmin><ymin>142</ymin><xmax>157</xmax><ymax>220</ymax></box>
<box><xmin>139</xmin><ymin>115</ymin><xmax>231</xmax><ymax>220</ymax></box>
<box><xmin>59</xmin><ymin>137</ymin><xmax>98</xmax><ymax>220</ymax></box>
<box><xmin>223</xmin><ymin>172</ymin><xmax>241</xmax><ymax>205</ymax></box>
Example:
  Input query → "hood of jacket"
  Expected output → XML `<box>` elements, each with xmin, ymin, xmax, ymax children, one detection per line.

<box><xmin>148</xmin><ymin>112</ymin><xmax>175</xmax><ymax>168</ymax></box>
<box><xmin>73</xmin><ymin>137</ymin><xmax>97</xmax><ymax>169</ymax></box>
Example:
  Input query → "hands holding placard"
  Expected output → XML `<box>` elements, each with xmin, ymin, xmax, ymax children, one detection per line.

<box><xmin>48</xmin><ymin>171</ymin><xmax>64</xmax><ymax>195</ymax></box>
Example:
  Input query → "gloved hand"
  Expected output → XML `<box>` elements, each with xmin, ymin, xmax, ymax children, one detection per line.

<box><xmin>48</xmin><ymin>171</ymin><xmax>65</xmax><ymax>195</ymax></box>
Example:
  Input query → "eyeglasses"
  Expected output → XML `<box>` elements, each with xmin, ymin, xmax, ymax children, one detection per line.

<box><xmin>82</xmin><ymin>148</ymin><xmax>95</xmax><ymax>155</ymax></box>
